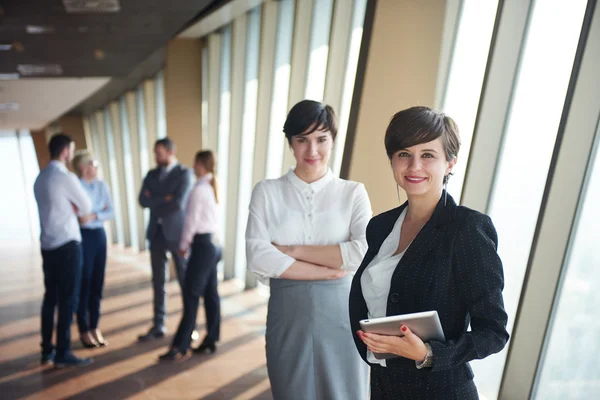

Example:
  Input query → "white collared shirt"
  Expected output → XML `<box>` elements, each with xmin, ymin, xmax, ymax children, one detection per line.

<box><xmin>246</xmin><ymin>168</ymin><xmax>372</xmax><ymax>285</ymax></box>
<box><xmin>34</xmin><ymin>160</ymin><xmax>93</xmax><ymax>250</ymax></box>
<box><xmin>361</xmin><ymin>207</ymin><xmax>408</xmax><ymax>366</ymax></box>
<box><xmin>161</xmin><ymin>160</ymin><xmax>178</xmax><ymax>176</ymax></box>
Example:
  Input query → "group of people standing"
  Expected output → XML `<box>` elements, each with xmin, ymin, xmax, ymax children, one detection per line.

<box><xmin>34</xmin><ymin>98</ymin><xmax>509</xmax><ymax>399</ymax></box>
<box><xmin>34</xmin><ymin>135</ymin><xmax>222</xmax><ymax>367</ymax></box>
<box><xmin>34</xmin><ymin>135</ymin><xmax>113</xmax><ymax>367</ymax></box>
<box><xmin>135</xmin><ymin>139</ymin><xmax>222</xmax><ymax>361</ymax></box>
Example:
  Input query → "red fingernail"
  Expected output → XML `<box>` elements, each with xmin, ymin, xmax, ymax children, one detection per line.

<box><xmin>401</xmin><ymin>326</ymin><xmax>407</xmax><ymax>332</ymax></box>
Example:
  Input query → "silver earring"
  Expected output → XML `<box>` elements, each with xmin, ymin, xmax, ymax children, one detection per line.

<box><xmin>396</xmin><ymin>184</ymin><xmax>401</xmax><ymax>204</ymax></box>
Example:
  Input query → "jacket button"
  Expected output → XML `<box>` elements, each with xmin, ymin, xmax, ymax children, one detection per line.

<box><xmin>390</xmin><ymin>293</ymin><xmax>400</xmax><ymax>303</ymax></box>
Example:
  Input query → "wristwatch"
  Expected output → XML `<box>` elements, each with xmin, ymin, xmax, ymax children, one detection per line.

<box><xmin>416</xmin><ymin>343</ymin><xmax>433</xmax><ymax>369</ymax></box>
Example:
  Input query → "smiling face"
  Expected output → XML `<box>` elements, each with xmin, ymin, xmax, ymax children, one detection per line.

<box><xmin>391</xmin><ymin>137</ymin><xmax>456</xmax><ymax>198</ymax></box>
<box><xmin>384</xmin><ymin>107</ymin><xmax>461</xmax><ymax>200</ymax></box>
<box><xmin>290</xmin><ymin>127</ymin><xmax>334</xmax><ymax>176</ymax></box>
<box><xmin>82</xmin><ymin>159</ymin><xmax>99</xmax><ymax>180</ymax></box>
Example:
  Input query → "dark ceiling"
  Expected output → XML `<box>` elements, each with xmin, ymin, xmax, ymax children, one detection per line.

<box><xmin>0</xmin><ymin>0</ymin><xmax>216</xmax><ymax>77</ymax></box>
<box><xmin>0</xmin><ymin>0</ymin><xmax>224</xmax><ymax>116</ymax></box>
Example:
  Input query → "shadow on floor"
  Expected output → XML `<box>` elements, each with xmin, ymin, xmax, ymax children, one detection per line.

<box><xmin>67</xmin><ymin>329</ymin><xmax>265</xmax><ymax>400</ymax></box>
<box><xmin>198</xmin><ymin>365</ymin><xmax>270</xmax><ymax>400</ymax></box>
<box><xmin>0</xmin><ymin>301</ymin><xmax>267</xmax><ymax>399</ymax></box>
<box><xmin>0</xmin><ymin>288</ymin><xmax>249</xmax><ymax>347</ymax></box>
<box><xmin>0</xmin><ymin>277</ymin><xmax>153</xmax><ymax>325</ymax></box>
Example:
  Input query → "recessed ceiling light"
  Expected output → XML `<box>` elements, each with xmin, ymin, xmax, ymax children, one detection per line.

<box><xmin>94</xmin><ymin>49</ymin><xmax>105</xmax><ymax>60</ymax></box>
<box><xmin>63</xmin><ymin>0</ymin><xmax>121</xmax><ymax>13</ymax></box>
<box><xmin>13</xmin><ymin>41</ymin><xmax>25</xmax><ymax>52</ymax></box>
<box><xmin>0</xmin><ymin>103</ymin><xmax>20</xmax><ymax>112</ymax></box>
<box><xmin>17</xmin><ymin>64</ymin><xmax>63</xmax><ymax>76</ymax></box>
<box><xmin>0</xmin><ymin>73</ymin><xmax>20</xmax><ymax>80</ymax></box>
<box><xmin>26</xmin><ymin>25</ymin><xmax>55</xmax><ymax>34</ymax></box>
<box><xmin>0</xmin><ymin>44</ymin><xmax>12</xmax><ymax>51</ymax></box>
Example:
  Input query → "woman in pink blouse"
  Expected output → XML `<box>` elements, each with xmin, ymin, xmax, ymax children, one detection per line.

<box><xmin>159</xmin><ymin>150</ymin><xmax>221</xmax><ymax>360</ymax></box>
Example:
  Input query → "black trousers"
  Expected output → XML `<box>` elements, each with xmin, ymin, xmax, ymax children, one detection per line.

<box><xmin>172</xmin><ymin>234</ymin><xmax>221</xmax><ymax>353</ymax></box>
<box><xmin>149</xmin><ymin>224</ymin><xmax>187</xmax><ymax>331</ymax></box>
<box><xmin>77</xmin><ymin>228</ymin><xmax>107</xmax><ymax>333</ymax></box>
<box><xmin>370</xmin><ymin>365</ymin><xmax>479</xmax><ymax>400</ymax></box>
<box><xmin>41</xmin><ymin>241</ymin><xmax>82</xmax><ymax>358</ymax></box>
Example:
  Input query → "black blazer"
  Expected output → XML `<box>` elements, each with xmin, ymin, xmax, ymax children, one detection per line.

<box><xmin>138</xmin><ymin>164</ymin><xmax>192</xmax><ymax>242</ymax></box>
<box><xmin>349</xmin><ymin>192</ymin><xmax>509</xmax><ymax>394</ymax></box>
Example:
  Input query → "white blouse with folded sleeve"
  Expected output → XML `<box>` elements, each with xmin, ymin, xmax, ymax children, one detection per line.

<box><xmin>361</xmin><ymin>207</ymin><xmax>408</xmax><ymax>366</ymax></box>
<box><xmin>245</xmin><ymin>168</ymin><xmax>372</xmax><ymax>285</ymax></box>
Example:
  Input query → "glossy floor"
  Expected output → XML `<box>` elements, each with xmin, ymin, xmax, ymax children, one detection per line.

<box><xmin>0</xmin><ymin>240</ymin><xmax>272</xmax><ymax>400</ymax></box>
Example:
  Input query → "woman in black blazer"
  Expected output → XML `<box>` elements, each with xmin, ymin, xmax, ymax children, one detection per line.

<box><xmin>350</xmin><ymin>106</ymin><xmax>509</xmax><ymax>399</ymax></box>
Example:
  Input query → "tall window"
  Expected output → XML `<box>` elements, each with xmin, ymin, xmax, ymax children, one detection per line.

<box><xmin>441</xmin><ymin>0</ymin><xmax>499</xmax><ymax>202</ymax></box>
<box><xmin>479</xmin><ymin>0</ymin><xmax>588</xmax><ymax>398</ymax></box>
<box><xmin>235</xmin><ymin>7</ymin><xmax>261</xmax><ymax>280</ymax></box>
<box><xmin>155</xmin><ymin>71</ymin><xmax>167</xmax><ymax>140</ymax></box>
<box><xmin>119</xmin><ymin>98</ymin><xmax>139</xmax><ymax>250</ymax></box>
<box><xmin>216</xmin><ymin>25</ymin><xmax>232</xmax><ymax>254</ymax></box>
<box><xmin>0</xmin><ymin>130</ymin><xmax>39</xmax><ymax>242</ymax></box>
<box><xmin>265</xmin><ymin>0</ymin><xmax>295</xmax><ymax>179</ymax></box>
<box><xmin>534</xmin><ymin>119</ymin><xmax>600</xmax><ymax>399</ymax></box>
<box><xmin>103</xmin><ymin>109</ymin><xmax>126</xmax><ymax>246</ymax></box>
<box><xmin>201</xmin><ymin>44</ymin><xmax>209</xmax><ymax>148</ymax></box>
<box><xmin>304</xmin><ymin>0</ymin><xmax>334</xmax><ymax>101</ymax></box>
<box><xmin>331</xmin><ymin>0</ymin><xmax>368</xmax><ymax>176</ymax></box>
<box><xmin>137</xmin><ymin>87</ymin><xmax>151</xmax><ymax>230</ymax></box>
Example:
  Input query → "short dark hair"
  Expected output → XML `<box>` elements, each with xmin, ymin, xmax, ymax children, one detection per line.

<box><xmin>48</xmin><ymin>133</ymin><xmax>74</xmax><ymax>159</ymax></box>
<box><xmin>283</xmin><ymin>100</ymin><xmax>338</xmax><ymax>144</ymax></box>
<box><xmin>384</xmin><ymin>106</ymin><xmax>460</xmax><ymax>161</ymax></box>
<box><xmin>155</xmin><ymin>137</ymin><xmax>175</xmax><ymax>151</ymax></box>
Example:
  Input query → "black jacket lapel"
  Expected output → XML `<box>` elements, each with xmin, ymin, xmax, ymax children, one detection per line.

<box><xmin>389</xmin><ymin>192</ymin><xmax>456</xmax><ymax>313</ymax></box>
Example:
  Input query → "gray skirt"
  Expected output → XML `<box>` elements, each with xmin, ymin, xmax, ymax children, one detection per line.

<box><xmin>266</xmin><ymin>275</ymin><xmax>369</xmax><ymax>400</ymax></box>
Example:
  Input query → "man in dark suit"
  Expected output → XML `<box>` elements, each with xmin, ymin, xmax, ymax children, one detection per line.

<box><xmin>138</xmin><ymin>137</ymin><xmax>192</xmax><ymax>341</ymax></box>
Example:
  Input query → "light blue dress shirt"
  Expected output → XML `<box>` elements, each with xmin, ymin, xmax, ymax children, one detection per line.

<box><xmin>79</xmin><ymin>179</ymin><xmax>114</xmax><ymax>229</ymax></box>
<box><xmin>34</xmin><ymin>161</ymin><xmax>92</xmax><ymax>250</ymax></box>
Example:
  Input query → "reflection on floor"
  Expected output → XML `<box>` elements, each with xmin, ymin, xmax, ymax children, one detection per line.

<box><xmin>0</xmin><ymin>240</ymin><xmax>272</xmax><ymax>400</ymax></box>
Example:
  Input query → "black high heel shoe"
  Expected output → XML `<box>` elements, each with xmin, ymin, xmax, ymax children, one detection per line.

<box><xmin>193</xmin><ymin>342</ymin><xmax>216</xmax><ymax>354</ymax></box>
<box><xmin>80</xmin><ymin>337</ymin><xmax>99</xmax><ymax>349</ymax></box>
<box><xmin>158</xmin><ymin>348</ymin><xmax>187</xmax><ymax>361</ymax></box>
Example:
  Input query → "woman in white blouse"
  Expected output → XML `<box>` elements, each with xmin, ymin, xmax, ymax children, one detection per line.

<box><xmin>159</xmin><ymin>150</ymin><xmax>221</xmax><ymax>361</ymax></box>
<box><xmin>246</xmin><ymin>100</ymin><xmax>372</xmax><ymax>399</ymax></box>
<box><xmin>349</xmin><ymin>107</ymin><xmax>508</xmax><ymax>399</ymax></box>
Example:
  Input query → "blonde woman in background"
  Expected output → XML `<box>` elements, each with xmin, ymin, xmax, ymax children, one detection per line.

<box><xmin>72</xmin><ymin>150</ymin><xmax>114</xmax><ymax>348</ymax></box>
<box><xmin>159</xmin><ymin>150</ymin><xmax>221</xmax><ymax>360</ymax></box>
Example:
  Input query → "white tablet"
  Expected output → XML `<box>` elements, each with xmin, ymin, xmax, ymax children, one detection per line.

<box><xmin>359</xmin><ymin>311</ymin><xmax>445</xmax><ymax>360</ymax></box>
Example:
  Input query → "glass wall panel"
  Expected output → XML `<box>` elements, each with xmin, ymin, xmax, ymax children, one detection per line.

<box><xmin>265</xmin><ymin>0</ymin><xmax>295</xmax><ymax>179</ymax></box>
<box><xmin>155</xmin><ymin>71</ymin><xmax>167</xmax><ymax>140</ymax></box>
<box><xmin>234</xmin><ymin>7</ymin><xmax>261</xmax><ymax>280</ymax></box>
<box><xmin>103</xmin><ymin>109</ymin><xmax>126</xmax><ymax>246</ymax></box>
<box><xmin>534</xmin><ymin>119</ymin><xmax>600</xmax><ymax>399</ymax></box>
<box><xmin>216</xmin><ymin>25</ymin><xmax>232</xmax><ymax>265</ymax></box>
<box><xmin>304</xmin><ymin>0</ymin><xmax>334</xmax><ymax>101</ymax></box>
<box><xmin>331</xmin><ymin>0</ymin><xmax>368</xmax><ymax>176</ymax></box>
<box><xmin>119</xmin><ymin>98</ymin><xmax>140</xmax><ymax>250</ymax></box>
<box><xmin>480</xmin><ymin>0</ymin><xmax>588</xmax><ymax>398</ymax></box>
<box><xmin>441</xmin><ymin>0</ymin><xmax>499</xmax><ymax>202</ymax></box>
<box><xmin>0</xmin><ymin>131</ymin><xmax>37</xmax><ymax>242</ymax></box>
